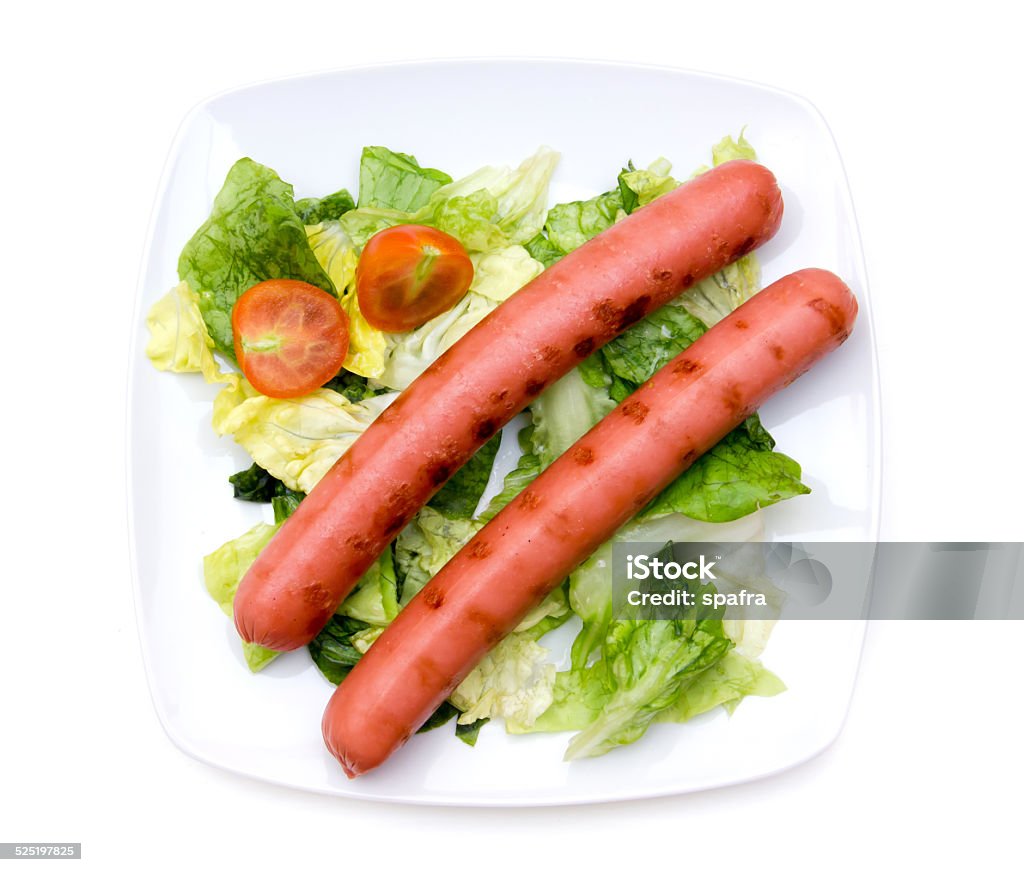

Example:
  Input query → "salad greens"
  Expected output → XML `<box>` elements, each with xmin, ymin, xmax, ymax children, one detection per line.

<box><xmin>144</xmin><ymin>281</ymin><xmax>236</xmax><ymax>385</ymax></box>
<box><xmin>427</xmin><ymin>434</ymin><xmax>501</xmax><ymax>520</ymax></box>
<box><xmin>178</xmin><ymin>159</ymin><xmax>336</xmax><ymax>359</ymax></box>
<box><xmin>211</xmin><ymin>380</ymin><xmax>397</xmax><ymax>494</ymax></box>
<box><xmin>294</xmin><ymin>188</ymin><xmax>356</xmax><ymax>224</ymax></box>
<box><xmin>357</xmin><ymin>146</ymin><xmax>452</xmax><ymax>211</ymax></box>
<box><xmin>146</xmin><ymin>134</ymin><xmax>792</xmax><ymax>760</ymax></box>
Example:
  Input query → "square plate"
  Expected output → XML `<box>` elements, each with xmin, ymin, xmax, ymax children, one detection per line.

<box><xmin>128</xmin><ymin>59</ymin><xmax>880</xmax><ymax>805</ymax></box>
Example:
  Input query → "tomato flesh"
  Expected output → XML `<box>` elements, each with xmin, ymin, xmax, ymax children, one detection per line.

<box><xmin>232</xmin><ymin>279</ymin><xmax>349</xmax><ymax>398</ymax></box>
<box><xmin>356</xmin><ymin>224</ymin><xmax>473</xmax><ymax>332</ymax></box>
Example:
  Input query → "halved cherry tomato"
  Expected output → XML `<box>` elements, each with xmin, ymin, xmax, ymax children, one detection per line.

<box><xmin>232</xmin><ymin>279</ymin><xmax>349</xmax><ymax>399</ymax></box>
<box><xmin>355</xmin><ymin>225</ymin><xmax>474</xmax><ymax>332</ymax></box>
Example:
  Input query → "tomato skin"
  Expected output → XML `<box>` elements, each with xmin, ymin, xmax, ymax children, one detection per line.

<box><xmin>232</xmin><ymin>279</ymin><xmax>349</xmax><ymax>399</ymax></box>
<box><xmin>356</xmin><ymin>225</ymin><xmax>474</xmax><ymax>332</ymax></box>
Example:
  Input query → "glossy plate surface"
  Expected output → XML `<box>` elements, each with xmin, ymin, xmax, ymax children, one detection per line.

<box><xmin>128</xmin><ymin>59</ymin><xmax>880</xmax><ymax>805</ymax></box>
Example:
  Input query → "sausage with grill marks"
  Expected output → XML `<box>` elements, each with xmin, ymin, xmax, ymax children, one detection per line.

<box><xmin>233</xmin><ymin>160</ymin><xmax>785</xmax><ymax>652</ymax></box>
<box><xmin>322</xmin><ymin>268</ymin><xmax>858</xmax><ymax>776</ymax></box>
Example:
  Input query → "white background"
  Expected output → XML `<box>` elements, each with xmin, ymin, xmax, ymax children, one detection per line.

<box><xmin>2</xmin><ymin>0</ymin><xmax>1021</xmax><ymax>869</ymax></box>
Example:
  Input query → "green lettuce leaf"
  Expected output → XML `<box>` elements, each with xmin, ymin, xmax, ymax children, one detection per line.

<box><xmin>308</xmin><ymin>615</ymin><xmax>372</xmax><ymax>684</ymax></box>
<box><xmin>523</xmin><ymin>157</ymin><xmax>655</xmax><ymax>263</ymax></box>
<box><xmin>563</xmin><ymin>605</ymin><xmax>733</xmax><ymax>759</ymax></box>
<box><xmin>676</xmin><ymin>256</ymin><xmax>762</xmax><ymax>328</ymax></box>
<box><xmin>336</xmin><ymin>206</ymin><xmax>406</xmax><ymax>248</ymax></box>
<box><xmin>295</xmin><ymin>188</ymin><xmax>356</xmax><ymax>223</ymax></box>
<box><xmin>432</xmin><ymin>189</ymin><xmax>506</xmax><ymax>252</ymax></box>
<box><xmin>394</xmin><ymin>507</ymin><xmax>480</xmax><ymax>604</ymax></box>
<box><xmin>427</xmin><ymin>434</ymin><xmax>501</xmax><ymax>520</ymax></box>
<box><xmin>519</xmin><ymin>668</ymin><xmax>606</xmax><ymax>734</ymax></box>
<box><xmin>373</xmin><ymin>292</ymin><xmax>496</xmax><ymax>391</ymax></box>
<box><xmin>469</xmin><ymin>245</ymin><xmax>545</xmax><ymax>302</ymax></box>
<box><xmin>227</xmin><ymin>463</ymin><xmax>304</xmax><ymax>507</ymax></box>
<box><xmin>530</xmin><ymin>369</ymin><xmax>617</xmax><ymax>468</ymax></box>
<box><xmin>144</xmin><ymin>282</ymin><xmax>239</xmax><ymax>385</ymax></box>
<box><xmin>522</xmin><ymin>554</ymin><xmax>735</xmax><ymax>760</ymax></box>
<box><xmin>322</xmin><ymin>369</ymin><xmax>382</xmax><ymax>404</ymax></box>
<box><xmin>304</xmin><ymin>220</ymin><xmax>391</xmax><ymax>379</ymax></box>
<box><xmin>477</xmin><ymin>451</ymin><xmax>542</xmax><ymax>522</ymax></box>
<box><xmin>599</xmin><ymin>306</ymin><xmax>706</xmax><ymax>387</ymax></box>
<box><xmin>617</xmin><ymin>157</ymin><xmax>678</xmax><ymax>213</ymax></box>
<box><xmin>450</xmin><ymin>632</ymin><xmax>559</xmax><ymax>731</ymax></box>
<box><xmin>422</xmin><ymin>147</ymin><xmax>560</xmax><ymax>250</ymax></box>
<box><xmin>417</xmin><ymin>701</ymin><xmax>460</xmax><ymax>733</ymax></box>
<box><xmin>212</xmin><ymin>380</ymin><xmax>397</xmax><ymax>494</ymax></box>
<box><xmin>358</xmin><ymin>146</ymin><xmax>452</xmax><ymax>211</ymax></box>
<box><xmin>204</xmin><ymin>522</ymin><xmax>278</xmax><ymax>620</ymax></box>
<box><xmin>567</xmin><ymin>541</ymin><xmax>614</xmax><ymax>671</ymax></box>
<box><xmin>178</xmin><ymin>158</ymin><xmax>335</xmax><ymax>359</ymax></box>
<box><xmin>203</xmin><ymin>521</ymin><xmax>280</xmax><ymax>673</ymax></box>
<box><xmin>641</xmin><ymin>416</ymin><xmax>810</xmax><ymax>523</ymax></box>
<box><xmin>523</xmin><ymin>232</ymin><xmax>563</xmax><ymax>268</ymax></box>
<box><xmin>456</xmin><ymin>719</ymin><xmax>489</xmax><ymax>746</ymax></box>
<box><xmin>335</xmin><ymin>550</ymin><xmax>401</xmax><ymax>626</ymax></box>
<box><xmin>544</xmin><ymin>189</ymin><xmax>624</xmax><ymax>256</ymax></box>
<box><xmin>712</xmin><ymin>131</ymin><xmax>757</xmax><ymax>165</ymax></box>
<box><xmin>655</xmin><ymin>651</ymin><xmax>785</xmax><ymax>723</ymax></box>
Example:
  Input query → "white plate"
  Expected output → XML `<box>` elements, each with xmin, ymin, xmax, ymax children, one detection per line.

<box><xmin>128</xmin><ymin>59</ymin><xmax>880</xmax><ymax>805</ymax></box>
